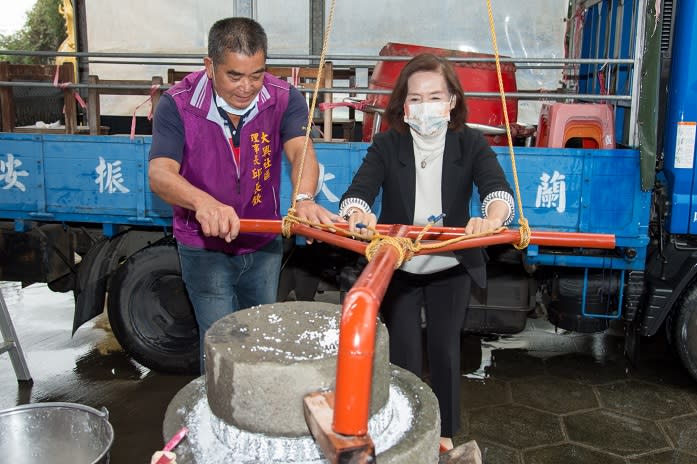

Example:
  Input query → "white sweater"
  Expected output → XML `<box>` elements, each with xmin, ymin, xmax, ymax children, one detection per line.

<box><xmin>400</xmin><ymin>128</ymin><xmax>460</xmax><ymax>275</ymax></box>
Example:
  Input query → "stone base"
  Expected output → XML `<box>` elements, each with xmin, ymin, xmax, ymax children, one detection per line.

<box><xmin>163</xmin><ymin>366</ymin><xmax>440</xmax><ymax>463</ymax></box>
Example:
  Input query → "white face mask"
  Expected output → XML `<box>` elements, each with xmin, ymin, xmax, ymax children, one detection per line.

<box><xmin>215</xmin><ymin>91</ymin><xmax>258</xmax><ymax>116</ymax></box>
<box><xmin>403</xmin><ymin>100</ymin><xmax>451</xmax><ymax>136</ymax></box>
<box><xmin>211</xmin><ymin>65</ymin><xmax>259</xmax><ymax>116</ymax></box>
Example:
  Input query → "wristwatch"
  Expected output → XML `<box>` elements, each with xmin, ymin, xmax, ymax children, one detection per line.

<box><xmin>295</xmin><ymin>193</ymin><xmax>315</xmax><ymax>202</ymax></box>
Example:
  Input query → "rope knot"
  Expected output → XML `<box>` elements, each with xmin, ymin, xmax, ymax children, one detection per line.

<box><xmin>282</xmin><ymin>211</ymin><xmax>299</xmax><ymax>238</ymax></box>
<box><xmin>513</xmin><ymin>218</ymin><xmax>531</xmax><ymax>250</ymax></box>
<box><xmin>364</xmin><ymin>236</ymin><xmax>414</xmax><ymax>269</ymax></box>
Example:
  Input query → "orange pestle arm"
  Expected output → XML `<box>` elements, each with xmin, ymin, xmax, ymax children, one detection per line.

<box><xmin>332</xmin><ymin>225</ymin><xmax>407</xmax><ymax>436</ymax></box>
<box><xmin>416</xmin><ymin>229</ymin><xmax>616</xmax><ymax>254</ymax></box>
<box><xmin>239</xmin><ymin>221</ymin><xmax>616</xmax><ymax>251</ymax></box>
<box><xmin>329</xmin><ymin>224</ymin><xmax>615</xmax><ymax>250</ymax></box>
<box><xmin>238</xmin><ymin>220</ymin><xmax>368</xmax><ymax>255</ymax></box>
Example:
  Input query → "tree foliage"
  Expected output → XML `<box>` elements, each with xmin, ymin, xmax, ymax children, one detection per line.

<box><xmin>0</xmin><ymin>0</ymin><xmax>67</xmax><ymax>64</ymax></box>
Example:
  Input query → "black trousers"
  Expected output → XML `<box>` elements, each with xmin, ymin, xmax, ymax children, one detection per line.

<box><xmin>380</xmin><ymin>264</ymin><xmax>471</xmax><ymax>438</ymax></box>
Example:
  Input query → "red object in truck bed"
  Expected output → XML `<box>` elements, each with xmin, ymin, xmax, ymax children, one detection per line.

<box><xmin>362</xmin><ymin>42</ymin><xmax>518</xmax><ymax>145</ymax></box>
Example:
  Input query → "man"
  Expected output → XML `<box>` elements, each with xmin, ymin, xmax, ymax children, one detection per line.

<box><xmin>149</xmin><ymin>17</ymin><xmax>338</xmax><ymax>370</ymax></box>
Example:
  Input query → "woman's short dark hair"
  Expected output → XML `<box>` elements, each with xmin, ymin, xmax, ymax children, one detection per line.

<box><xmin>208</xmin><ymin>17</ymin><xmax>268</xmax><ymax>64</ymax></box>
<box><xmin>384</xmin><ymin>53</ymin><xmax>468</xmax><ymax>132</ymax></box>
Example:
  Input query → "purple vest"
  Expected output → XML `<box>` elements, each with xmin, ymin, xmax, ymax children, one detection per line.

<box><xmin>167</xmin><ymin>70</ymin><xmax>290</xmax><ymax>254</ymax></box>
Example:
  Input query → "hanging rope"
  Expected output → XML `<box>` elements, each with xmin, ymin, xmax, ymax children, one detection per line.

<box><xmin>283</xmin><ymin>0</ymin><xmax>530</xmax><ymax>261</ymax></box>
<box><xmin>283</xmin><ymin>0</ymin><xmax>337</xmax><ymax>238</ymax></box>
<box><xmin>485</xmin><ymin>0</ymin><xmax>531</xmax><ymax>250</ymax></box>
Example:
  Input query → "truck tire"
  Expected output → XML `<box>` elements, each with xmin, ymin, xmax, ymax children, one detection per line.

<box><xmin>107</xmin><ymin>243</ymin><xmax>200</xmax><ymax>374</ymax></box>
<box><xmin>673</xmin><ymin>283</ymin><xmax>697</xmax><ymax>382</ymax></box>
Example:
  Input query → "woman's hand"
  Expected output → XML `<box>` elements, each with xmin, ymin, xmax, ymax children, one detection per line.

<box><xmin>345</xmin><ymin>209</ymin><xmax>377</xmax><ymax>239</ymax></box>
<box><xmin>464</xmin><ymin>216</ymin><xmax>504</xmax><ymax>235</ymax></box>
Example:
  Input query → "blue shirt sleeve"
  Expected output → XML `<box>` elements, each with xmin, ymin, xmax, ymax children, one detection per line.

<box><xmin>149</xmin><ymin>94</ymin><xmax>185</xmax><ymax>163</ymax></box>
<box><xmin>280</xmin><ymin>86</ymin><xmax>311</xmax><ymax>144</ymax></box>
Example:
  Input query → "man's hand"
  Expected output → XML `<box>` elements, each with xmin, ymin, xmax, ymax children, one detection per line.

<box><xmin>195</xmin><ymin>199</ymin><xmax>240</xmax><ymax>243</ymax></box>
<box><xmin>149</xmin><ymin>157</ymin><xmax>239</xmax><ymax>242</ymax></box>
<box><xmin>293</xmin><ymin>200</ymin><xmax>341</xmax><ymax>243</ymax></box>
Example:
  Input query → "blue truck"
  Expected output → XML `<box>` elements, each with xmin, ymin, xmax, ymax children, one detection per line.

<box><xmin>1</xmin><ymin>0</ymin><xmax>696</xmax><ymax>379</ymax></box>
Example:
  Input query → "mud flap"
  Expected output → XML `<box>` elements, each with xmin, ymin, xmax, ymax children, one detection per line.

<box><xmin>624</xmin><ymin>316</ymin><xmax>642</xmax><ymax>366</ymax></box>
<box><xmin>72</xmin><ymin>234</ymin><xmax>127</xmax><ymax>334</ymax></box>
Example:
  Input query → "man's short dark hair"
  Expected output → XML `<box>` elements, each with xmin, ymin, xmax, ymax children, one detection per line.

<box><xmin>208</xmin><ymin>17</ymin><xmax>268</xmax><ymax>64</ymax></box>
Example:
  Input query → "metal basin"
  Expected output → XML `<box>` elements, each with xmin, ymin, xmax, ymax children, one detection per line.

<box><xmin>0</xmin><ymin>402</ymin><xmax>114</xmax><ymax>464</ymax></box>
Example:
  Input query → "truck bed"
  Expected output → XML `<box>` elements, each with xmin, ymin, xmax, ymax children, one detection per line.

<box><xmin>0</xmin><ymin>133</ymin><xmax>650</xmax><ymax>268</ymax></box>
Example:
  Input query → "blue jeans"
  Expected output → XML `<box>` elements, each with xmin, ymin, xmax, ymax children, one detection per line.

<box><xmin>178</xmin><ymin>237</ymin><xmax>282</xmax><ymax>371</ymax></box>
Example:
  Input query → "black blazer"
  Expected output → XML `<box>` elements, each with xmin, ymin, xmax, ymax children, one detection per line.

<box><xmin>341</xmin><ymin>126</ymin><xmax>513</xmax><ymax>288</ymax></box>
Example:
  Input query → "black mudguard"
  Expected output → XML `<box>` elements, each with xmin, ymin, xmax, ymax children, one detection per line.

<box><xmin>72</xmin><ymin>234</ymin><xmax>128</xmax><ymax>334</ymax></box>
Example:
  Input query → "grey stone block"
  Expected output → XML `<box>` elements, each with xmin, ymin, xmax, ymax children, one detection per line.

<box><xmin>205</xmin><ymin>301</ymin><xmax>390</xmax><ymax>436</ymax></box>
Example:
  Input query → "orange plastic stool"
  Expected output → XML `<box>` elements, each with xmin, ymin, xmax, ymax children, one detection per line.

<box><xmin>536</xmin><ymin>103</ymin><xmax>615</xmax><ymax>149</ymax></box>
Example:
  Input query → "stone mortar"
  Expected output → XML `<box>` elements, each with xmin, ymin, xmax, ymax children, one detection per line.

<box><xmin>205</xmin><ymin>301</ymin><xmax>389</xmax><ymax>436</ymax></box>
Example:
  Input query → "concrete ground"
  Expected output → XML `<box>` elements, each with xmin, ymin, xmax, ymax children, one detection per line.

<box><xmin>1</xmin><ymin>282</ymin><xmax>696</xmax><ymax>463</ymax></box>
<box><xmin>454</xmin><ymin>320</ymin><xmax>697</xmax><ymax>464</ymax></box>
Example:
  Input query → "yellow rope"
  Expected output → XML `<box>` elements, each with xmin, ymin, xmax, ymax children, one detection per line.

<box><xmin>287</xmin><ymin>0</ymin><xmax>337</xmax><ymax>226</ymax></box>
<box><xmin>281</xmin><ymin>214</ymin><xmax>297</xmax><ymax>239</ymax></box>
<box><xmin>485</xmin><ymin>0</ymin><xmax>531</xmax><ymax>250</ymax></box>
<box><xmin>365</xmin><ymin>236</ymin><xmax>413</xmax><ymax>269</ymax></box>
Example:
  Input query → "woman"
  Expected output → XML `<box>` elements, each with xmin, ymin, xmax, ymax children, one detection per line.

<box><xmin>339</xmin><ymin>53</ymin><xmax>514</xmax><ymax>450</ymax></box>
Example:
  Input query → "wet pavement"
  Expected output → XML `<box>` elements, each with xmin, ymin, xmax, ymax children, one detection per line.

<box><xmin>1</xmin><ymin>282</ymin><xmax>697</xmax><ymax>463</ymax></box>
<box><xmin>0</xmin><ymin>282</ymin><xmax>196</xmax><ymax>463</ymax></box>
<box><xmin>455</xmin><ymin>320</ymin><xmax>697</xmax><ymax>463</ymax></box>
